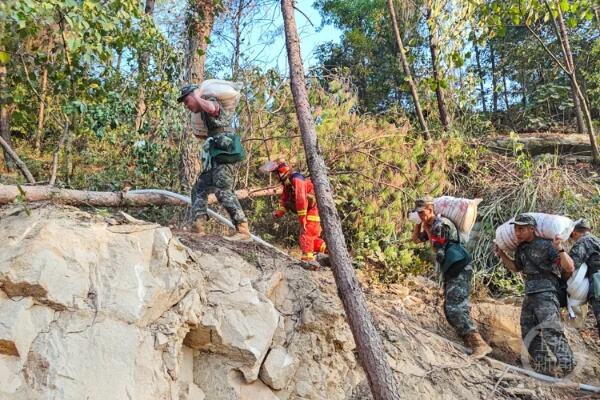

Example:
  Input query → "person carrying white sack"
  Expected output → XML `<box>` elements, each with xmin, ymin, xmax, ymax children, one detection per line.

<box><xmin>569</xmin><ymin>219</ymin><xmax>600</xmax><ymax>337</ymax></box>
<box><xmin>495</xmin><ymin>214</ymin><xmax>576</xmax><ymax>377</ymax></box>
<box><xmin>411</xmin><ymin>195</ymin><xmax>492</xmax><ymax>358</ymax></box>
<box><xmin>178</xmin><ymin>83</ymin><xmax>250</xmax><ymax>241</ymax></box>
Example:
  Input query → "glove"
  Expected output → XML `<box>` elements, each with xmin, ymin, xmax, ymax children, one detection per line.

<box><xmin>273</xmin><ymin>209</ymin><xmax>285</xmax><ymax>218</ymax></box>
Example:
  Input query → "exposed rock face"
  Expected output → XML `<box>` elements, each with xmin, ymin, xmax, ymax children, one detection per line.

<box><xmin>259</xmin><ymin>346</ymin><xmax>297</xmax><ymax>390</ymax></box>
<box><xmin>0</xmin><ymin>205</ymin><xmax>595</xmax><ymax>400</ymax></box>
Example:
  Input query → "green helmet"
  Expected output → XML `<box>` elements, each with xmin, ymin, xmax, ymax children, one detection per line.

<box><xmin>177</xmin><ymin>84</ymin><xmax>199</xmax><ymax>102</ymax></box>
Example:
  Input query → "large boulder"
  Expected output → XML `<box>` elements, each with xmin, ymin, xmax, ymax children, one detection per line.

<box><xmin>0</xmin><ymin>205</ymin><xmax>594</xmax><ymax>400</ymax></box>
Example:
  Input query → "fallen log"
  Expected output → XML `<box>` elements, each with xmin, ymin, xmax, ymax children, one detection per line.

<box><xmin>0</xmin><ymin>185</ymin><xmax>281</xmax><ymax>207</ymax></box>
<box><xmin>484</xmin><ymin>134</ymin><xmax>592</xmax><ymax>156</ymax></box>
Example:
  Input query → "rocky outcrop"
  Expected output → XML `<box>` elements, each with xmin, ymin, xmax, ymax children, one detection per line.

<box><xmin>0</xmin><ymin>205</ymin><xmax>595</xmax><ymax>400</ymax></box>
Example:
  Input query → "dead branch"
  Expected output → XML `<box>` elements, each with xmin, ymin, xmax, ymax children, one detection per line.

<box><xmin>0</xmin><ymin>136</ymin><xmax>36</xmax><ymax>183</ymax></box>
<box><xmin>0</xmin><ymin>185</ymin><xmax>281</xmax><ymax>207</ymax></box>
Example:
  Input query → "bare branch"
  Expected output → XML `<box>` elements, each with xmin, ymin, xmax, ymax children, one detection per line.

<box><xmin>0</xmin><ymin>136</ymin><xmax>36</xmax><ymax>183</ymax></box>
<box><xmin>524</xmin><ymin>24</ymin><xmax>570</xmax><ymax>76</ymax></box>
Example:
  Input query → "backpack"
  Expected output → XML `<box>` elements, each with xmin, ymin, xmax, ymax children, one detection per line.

<box><xmin>210</xmin><ymin>133</ymin><xmax>246</xmax><ymax>164</ymax></box>
<box><xmin>439</xmin><ymin>219</ymin><xmax>472</xmax><ymax>278</ymax></box>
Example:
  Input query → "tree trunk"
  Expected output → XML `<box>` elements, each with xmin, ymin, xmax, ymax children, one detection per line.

<box><xmin>63</xmin><ymin>115</ymin><xmax>77</xmax><ymax>185</ymax></box>
<box><xmin>185</xmin><ymin>0</ymin><xmax>217</xmax><ymax>84</ymax></box>
<box><xmin>474</xmin><ymin>42</ymin><xmax>487</xmax><ymax>113</ymax></box>
<box><xmin>0</xmin><ymin>184</ymin><xmax>280</xmax><ymax>206</ymax></box>
<box><xmin>520</xmin><ymin>67</ymin><xmax>527</xmax><ymax>107</ymax></box>
<box><xmin>180</xmin><ymin>0</ymin><xmax>218</xmax><ymax>190</ymax></box>
<box><xmin>0</xmin><ymin>54</ymin><xmax>15</xmax><ymax>172</ymax></box>
<box><xmin>386</xmin><ymin>0</ymin><xmax>429</xmax><ymax>139</ymax></box>
<box><xmin>231</xmin><ymin>0</ymin><xmax>246</xmax><ymax>79</ymax></box>
<box><xmin>502</xmin><ymin>63</ymin><xmax>510</xmax><ymax>111</ymax></box>
<box><xmin>34</xmin><ymin>66</ymin><xmax>49</xmax><ymax>153</ymax></box>
<box><xmin>552</xmin><ymin>1</ymin><xmax>598</xmax><ymax>162</ymax></box>
<box><xmin>280</xmin><ymin>1</ymin><xmax>402</xmax><ymax>399</ymax></box>
<box><xmin>553</xmin><ymin>2</ymin><xmax>585</xmax><ymax>133</ymax></box>
<box><xmin>426</xmin><ymin>8</ymin><xmax>450</xmax><ymax>131</ymax></box>
<box><xmin>490</xmin><ymin>41</ymin><xmax>498</xmax><ymax>113</ymax></box>
<box><xmin>134</xmin><ymin>0</ymin><xmax>156</xmax><ymax>132</ymax></box>
<box><xmin>0</xmin><ymin>137</ymin><xmax>35</xmax><ymax>183</ymax></box>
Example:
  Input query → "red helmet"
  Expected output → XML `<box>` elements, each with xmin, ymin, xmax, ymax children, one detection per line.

<box><xmin>260</xmin><ymin>159</ymin><xmax>290</xmax><ymax>181</ymax></box>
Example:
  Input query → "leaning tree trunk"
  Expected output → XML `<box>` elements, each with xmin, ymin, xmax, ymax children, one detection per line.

<box><xmin>0</xmin><ymin>137</ymin><xmax>35</xmax><ymax>183</ymax></box>
<box><xmin>552</xmin><ymin>0</ymin><xmax>599</xmax><ymax>162</ymax></box>
<box><xmin>426</xmin><ymin>8</ymin><xmax>450</xmax><ymax>131</ymax></box>
<box><xmin>280</xmin><ymin>1</ymin><xmax>402</xmax><ymax>399</ymax></box>
<box><xmin>547</xmin><ymin>0</ymin><xmax>584</xmax><ymax>134</ymax></box>
<box><xmin>180</xmin><ymin>0</ymin><xmax>218</xmax><ymax>190</ymax></box>
<box><xmin>386</xmin><ymin>0</ymin><xmax>429</xmax><ymax>139</ymax></box>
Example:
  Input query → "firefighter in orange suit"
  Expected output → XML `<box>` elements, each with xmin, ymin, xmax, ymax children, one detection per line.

<box><xmin>260</xmin><ymin>160</ymin><xmax>327</xmax><ymax>267</ymax></box>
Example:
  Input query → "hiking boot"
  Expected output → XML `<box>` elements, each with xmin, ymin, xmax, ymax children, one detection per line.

<box><xmin>464</xmin><ymin>332</ymin><xmax>492</xmax><ymax>359</ymax></box>
<box><xmin>316</xmin><ymin>253</ymin><xmax>331</xmax><ymax>267</ymax></box>
<box><xmin>190</xmin><ymin>218</ymin><xmax>207</xmax><ymax>236</ymax></box>
<box><xmin>224</xmin><ymin>221</ymin><xmax>252</xmax><ymax>242</ymax></box>
<box><xmin>299</xmin><ymin>253</ymin><xmax>320</xmax><ymax>270</ymax></box>
<box><xmin>300</xmin><ymin>259</ymin><xmax>320</xmax><ymax>271</ymax></box>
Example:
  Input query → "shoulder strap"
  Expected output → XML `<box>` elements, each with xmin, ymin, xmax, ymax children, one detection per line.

<box><xmin>439</xmin><ymin>215</ymin><xmax>461</xmax><ymax>246</ymax></box>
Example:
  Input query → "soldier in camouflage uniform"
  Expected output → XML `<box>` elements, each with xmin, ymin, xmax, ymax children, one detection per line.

<box><xmin>496</xmin><ymin>214</ymin><xmax>576</xmax><ymax>376</ymax></box>
<box><xmin>569</xmin><ymin>219</ymin><xmax>600</xmax><ymax>336</ymax></box>
<box><xmin>412</xmin><ymin>196</ymin><xmax>492</xmax><ymax>358</ymax></box>
<box><xmin>178</xmin><ymin>85</ymin><xmax>250</xmax><ymax>241</ymax></box>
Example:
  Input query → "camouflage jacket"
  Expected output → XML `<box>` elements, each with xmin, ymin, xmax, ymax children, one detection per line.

<box><xmin>419</xmin><ymin>216</ymin><xmax>461</xmax><ymax>266</ymax></box>
<box><xmin>570</xmin><ymin>233</ymin><xmax>600</xmax><ymax>278</ymax></box>
<box><xmin>201</xmin><ymin>97</ymin><xmax>235</xmax><ymax>136</ymax></box>
<box><xmin>515</xmin><ymin>237</ymin><xmax>561</xmax><ymax>294</ymax></box>
<box><xmin>199</xmin><ymin>97</ymin><xmax>238</xmax><ymax>169</ymax></box>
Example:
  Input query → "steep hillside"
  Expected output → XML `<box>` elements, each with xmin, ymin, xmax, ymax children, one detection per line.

<box><xmin>0</xmin><ymin>205</ymin><xmax>597</xmax><ymax>399</ymax></box>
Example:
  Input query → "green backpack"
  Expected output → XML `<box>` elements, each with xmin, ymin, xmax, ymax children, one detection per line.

<box><xmin>440</xmin><ymin>219</ymin><xmax>472</xmax><ymax>278</ymax></box>
<box><xmin>210</xmin><ymin>133</ymin><xmax>246</xmax><ymax>164</ymax></box>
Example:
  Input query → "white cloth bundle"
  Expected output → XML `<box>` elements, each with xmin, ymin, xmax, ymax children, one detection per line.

<box><xmin>408</xmin><ymin>196</ymin><xmax>482</xmax><ymax>243</ymax></box>
<box><xmin>495</xmin><ymin>213</ymin><xmax>576</xmax><ymax>252</ymax></box>
<box><xmin>199</xmin><ymin>79</ymin><xmax>242</xmax><ymax>112</ymax></box>
<box><xmin>567</xmin><ymin>263</ymin><xmax>589</xmax><ymax>318</ymax></box>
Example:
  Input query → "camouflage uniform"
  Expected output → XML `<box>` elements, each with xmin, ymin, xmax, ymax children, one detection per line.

<box><xmin>420</xmin><ymin>216</ymin><xmax>477</xmax><ymax>336</ymax></box>
<box><xmin>569</xmin><ymin>233</ymin><xmax>600</xmax><ymax>334</ymax></box>
<box><xmin>190</xmin><ymin>97</ymin><xmax>247</xmax><ymax>225</ymax></box>
<box><xmin>515</xmin><ymin>237</ymin><xmax>575</xmax><ymax>375</ymax></box>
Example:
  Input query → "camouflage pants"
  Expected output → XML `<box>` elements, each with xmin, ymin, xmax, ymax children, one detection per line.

<box><xmin>521</xmin><ymin>291</ymin><xmax>575</xmax><ymax>375</ymax></box>
<box><xmin>589</xmin><ymin>285</ymin><xmax>600</xmax><ymax>335</ymax></box>
<box><xmin>591</xmin><ymin>297</ymin><xmax>600</xmax><ymax>335</ymax></box>
<box><xmin>191</xmin><ymin>163</ymin><xmax>247</xmax><ymax>225</ymax></box>
<box><xmin>443</xmin><ymin>265</ymin><xmax>477</xmax><ymax>336</ymax></box>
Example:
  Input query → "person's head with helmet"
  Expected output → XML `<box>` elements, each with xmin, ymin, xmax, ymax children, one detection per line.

<box><xmin>571</xmin><ymin>219</ymin><xmax>592</xmax><ymax>242</ymax></box>
<box><xmin>260</xmin><ymin>158</ymin><xmax>292</xmax><ymax>183</ymax></box>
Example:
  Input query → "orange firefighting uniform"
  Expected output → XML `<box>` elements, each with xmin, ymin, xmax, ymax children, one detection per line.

<box><xmin>274</xmin><ymin>172</ymin><xmax>326</xmax><ymax>260</ymax></box>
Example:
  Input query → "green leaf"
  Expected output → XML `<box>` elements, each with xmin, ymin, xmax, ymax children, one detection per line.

<box><xmin>0</xmin><ymin>51</ymin><xmax>10</xmax><ymax>64</ymax></box>
<box><xmin>559</xmin><ymin>0</ymin><xmax>570</xmax><ymax>12</ymax></box>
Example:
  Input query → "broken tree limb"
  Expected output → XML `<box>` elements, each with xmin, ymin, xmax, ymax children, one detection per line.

<box><xmin>0</xmin><ymin>136</ymin><xmax>36</xmax><ymax>184</ymax></box>
<box><xmin>280</xmin><ymin>1</ymin><xmax>402</xmax><ymax>399</ymax></box>
<box><xmin>0</xmin><ymin>184</ymin><xmax>281</xmax><ymax>207</ymax></box>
